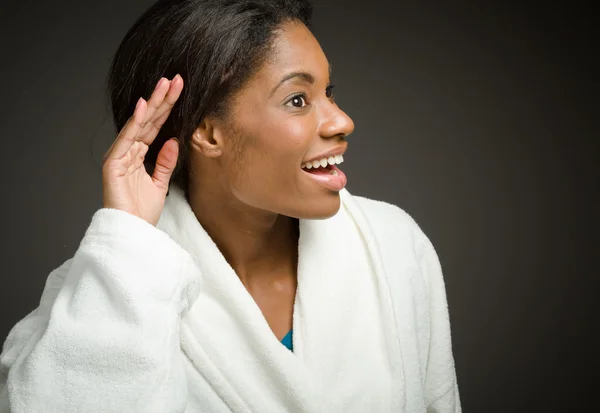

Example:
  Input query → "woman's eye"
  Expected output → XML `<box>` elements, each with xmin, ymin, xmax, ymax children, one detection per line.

<box><xmin>286</xmin><ymin>94</ymin><xmax>307</xmax><ymax>108</ymax></box>
<box><xmin>326</xmin><ymin>84</ymin><xmax>336</xmax><ymax>99</ymax></box>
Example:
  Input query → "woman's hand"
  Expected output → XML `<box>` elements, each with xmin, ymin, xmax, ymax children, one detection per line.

<box><xmin>102</xmin><ymin>75</ymin><xmax>184</xmax><ymax>226</ymax></box>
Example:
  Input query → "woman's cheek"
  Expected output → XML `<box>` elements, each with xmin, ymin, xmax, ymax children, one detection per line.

<box><xmin>285</xmin><ymin>121</ymin><xmax>314</xmax><ymax>148</ymax></box>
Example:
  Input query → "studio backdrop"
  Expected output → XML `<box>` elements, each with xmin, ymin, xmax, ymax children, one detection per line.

<box><xmin>0</xmin><ymin>1</ymin><xmax>596</xmax><ymax>412</ymax></box>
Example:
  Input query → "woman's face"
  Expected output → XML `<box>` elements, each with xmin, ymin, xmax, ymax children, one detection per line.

<box><xmin>202</xmin><ymin>20</ymin><xmax>354</xmax><ymax>219</ymax></box>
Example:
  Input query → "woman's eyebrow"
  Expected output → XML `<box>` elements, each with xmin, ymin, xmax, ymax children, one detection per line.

<box><xmin>269</xmin><ymin>64</ymin><xmax>332</xmax><ymax>97</ymax></box>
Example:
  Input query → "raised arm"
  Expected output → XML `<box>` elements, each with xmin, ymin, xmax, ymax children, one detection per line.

<box><xmin>1</xmin><ymin>75</ymin><xmax>201</xmax><ymax>413</ymax></box>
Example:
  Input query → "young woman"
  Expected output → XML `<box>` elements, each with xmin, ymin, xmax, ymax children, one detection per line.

<box><xmin>0</xmin><ymin>0</ymin><xmax>461</xmax><ymax>412</ymax></box>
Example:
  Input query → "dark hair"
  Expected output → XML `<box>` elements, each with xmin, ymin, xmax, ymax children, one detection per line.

<box><xmin>107</xmin><ymin>0</ymin><xmax>313</xmax><ymax>192</ymax></box>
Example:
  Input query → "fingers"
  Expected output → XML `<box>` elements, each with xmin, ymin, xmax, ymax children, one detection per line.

<box><xmin>104</xmin><ymin>98</ymin><xmax>148</xmax><ymax>162</ymax></box>
<box><xmin>137</xmin><ymin>76</ymin><xmax>181</xmax><ymax>144</ymax></box>
<box><xmin>139</xmin><ymin>75</ymin><xmax>184</xmax><ymax>143</ymax></box>
<box><xmin>103</xmin><ymin>75</ymin><xmax>183</xmax><ymax>163</ymax></box>
<box><xmin>151</xmin><ymin>138</ymin><xmax>179</xmax><ymax>190</ymax></box>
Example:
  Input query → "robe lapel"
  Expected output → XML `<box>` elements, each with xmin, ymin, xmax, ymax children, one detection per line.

<box><xmin>157</xmin><ymin>187</ymin><xmax>403</xmax><ymax>412</ymax></box>
<box><xmin>295</xmin><ymin>193</ymin><xmax>402</xmax><ymax>411</ymax></box>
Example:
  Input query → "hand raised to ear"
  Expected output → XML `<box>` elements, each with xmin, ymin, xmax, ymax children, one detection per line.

<box><xmin>102</xmin><ymin>75</ymin><xmax>184</xmax><ymax>226</ymax></box>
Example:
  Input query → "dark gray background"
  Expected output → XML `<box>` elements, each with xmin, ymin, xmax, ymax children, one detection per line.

<box><xmin>1</xmin><ymin>1</ymin><xmax>597</xmax><ymax>411</ymax></box>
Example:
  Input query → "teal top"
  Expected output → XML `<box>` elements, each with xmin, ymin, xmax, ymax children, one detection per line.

<box><xmin>281</xmin><ymin>329</ymin><xmax>293</xmax><ymax>351</ymax></box>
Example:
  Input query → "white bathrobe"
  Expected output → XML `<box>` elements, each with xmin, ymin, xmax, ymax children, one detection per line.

<box><xmin>0</xmin><ymin>186</ymin><xmax>461</xmax><ymax>412</ymax></box>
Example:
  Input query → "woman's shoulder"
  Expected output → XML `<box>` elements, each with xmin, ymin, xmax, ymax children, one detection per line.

<box><xmin>345</xmin><ymin>191</ymin><xmax>415</xmax><ymax>224</ymax></box>
<box><xmin>340</xmin><ymin>189</ymin><xmax>433</xmax><ymax>254</ymax></box>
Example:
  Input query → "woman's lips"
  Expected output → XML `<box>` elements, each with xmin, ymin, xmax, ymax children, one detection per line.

<box><xmin>302</xmin><ymin>164</ymin><xmax>347</xmax><ymax>192</ymax></box>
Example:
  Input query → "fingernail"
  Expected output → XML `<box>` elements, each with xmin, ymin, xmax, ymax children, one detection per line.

<box><xmin>157</xmin><ymin>78</ymin><xmax>165</xmax><ymax>88</ymax></box>
<box><xmin>136</xmin><ymin>97</ymin><xmax>143</xmax><ymax>109</ymax></box>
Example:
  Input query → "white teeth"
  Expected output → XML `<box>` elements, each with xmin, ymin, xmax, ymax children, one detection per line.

<box><xmin>330</xmin><ymin>169</ymin><xmax>338</xmax><ymax>176</ymax></box>
<box><xmin>301</xmin><ymin>154</ymin><xmax>345</xmax><ymax>169</ymax></box>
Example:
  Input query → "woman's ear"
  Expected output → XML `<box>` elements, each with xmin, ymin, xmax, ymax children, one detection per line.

<box><xmin>191</xmin><ymin>118</ymin><xmax>223</xmax><ymax>157</ymax></box>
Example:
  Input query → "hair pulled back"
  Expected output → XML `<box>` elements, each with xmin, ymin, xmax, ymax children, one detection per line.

<box><xmin>107</xmin><ymin>0</ymin><xmax>313</xmax><ymax>191</ymax></box>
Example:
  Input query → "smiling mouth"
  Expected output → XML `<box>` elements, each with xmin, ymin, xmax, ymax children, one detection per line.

<box><xmin>300</xmin><ymin>154</ymin><xmax>347</xmax><ymax>192</ymax></box>
<box><xmin>301</xmin><ymin>154</ymin><xmax>344</xmax><ymax>175</ymax></box>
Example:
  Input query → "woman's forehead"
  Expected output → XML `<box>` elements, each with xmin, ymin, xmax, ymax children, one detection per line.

<box><xmin>262</xmin><ymin>22</ymin><xmax>330</xmax><ymax>84</ymax></box>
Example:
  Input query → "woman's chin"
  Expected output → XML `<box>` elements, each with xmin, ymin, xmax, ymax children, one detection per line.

<box><xmin>287</xmin><ymin>193</ymin><xmax>341</xmax><ymax>220</ymax></box>
<box><xmin>234</xmin><ymin>188</ymin><xmax>342</xmax><ymax>220</ymax></box>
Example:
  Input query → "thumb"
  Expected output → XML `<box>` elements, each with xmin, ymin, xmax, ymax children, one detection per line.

<box><xmin>152</xmin><ymin>138</ymin><xmax>179</xmax><ymax>189</ymax></box>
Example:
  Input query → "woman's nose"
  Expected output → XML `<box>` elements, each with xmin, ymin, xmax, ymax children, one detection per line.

<box><xmin>318</xmin><ymin>103</ymin><xmax>355</xmax><ymax>139</ymax></box>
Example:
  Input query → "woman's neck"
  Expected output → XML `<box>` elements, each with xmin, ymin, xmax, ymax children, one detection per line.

<box><xmin>186</xmin><ymin>183</ymin><xmax>299</xmax><ymax>286</ymax></box>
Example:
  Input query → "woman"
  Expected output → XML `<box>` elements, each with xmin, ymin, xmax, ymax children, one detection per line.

<box><xmin>0</xmin><ymin>0</ymin><xmax>461</xmax><ymax>412</ymax></box>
